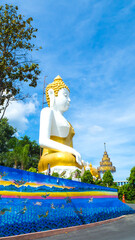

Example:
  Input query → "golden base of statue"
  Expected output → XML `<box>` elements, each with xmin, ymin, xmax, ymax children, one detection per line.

<box><xmin>38</xmin><ymin>150</ymin><xmax>83</xmax><ymax>173</ymax></box>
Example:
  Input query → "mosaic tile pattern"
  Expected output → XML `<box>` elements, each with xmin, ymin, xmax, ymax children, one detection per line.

<box><xmin>0</xmin><ymin>166</ymin><xmax>134</xmax><ymax>237</ymax></box>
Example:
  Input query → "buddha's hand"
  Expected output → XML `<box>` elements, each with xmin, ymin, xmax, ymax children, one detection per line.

<box><xmin>73</xmin><ymin>151</ymin><xmax>82</xmax><ymax>165</ymax></box>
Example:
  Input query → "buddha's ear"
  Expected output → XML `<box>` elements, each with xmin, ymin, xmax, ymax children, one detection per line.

<box><xmin>48</xmin><ymin>89</ymin><xmax>55</xmax><ymax>108</ymax></box>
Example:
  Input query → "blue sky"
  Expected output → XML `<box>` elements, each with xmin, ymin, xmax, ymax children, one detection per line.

<box><xmin>1</xmin><ymin>0</ymin><xmax>135</xmax><ymax>181</ymax></box>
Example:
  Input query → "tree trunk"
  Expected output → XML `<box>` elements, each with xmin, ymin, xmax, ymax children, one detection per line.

<box><xmin>14</xmin><ymin>160</ymin><xmax>17</xmax><ymax>169</ymax></box>
<box><xmin>21</xmin><ymin>162</ymin><xmax>24</xmax><ymax>170</ymax></box>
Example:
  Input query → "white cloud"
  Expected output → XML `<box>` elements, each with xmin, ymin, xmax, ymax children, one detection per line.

<box><xmin>88</xmin><ymin>125</ymin><xmax>104</xmax><ymax>134</ymax></box>
<box><xmin>4</xmin><ymin>94</ymin><xmax>39</xmax><ymax>133</ymax></box>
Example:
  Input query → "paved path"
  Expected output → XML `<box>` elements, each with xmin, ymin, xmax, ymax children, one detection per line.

<box><xmin>36</xmin><ymin>204</ymin><xmax>135</xmax><ymax>240</ymax></box>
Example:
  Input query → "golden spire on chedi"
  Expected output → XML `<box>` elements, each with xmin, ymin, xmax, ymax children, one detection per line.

<box><xmin>97</xmin><ymin>143</ymin><xmax>116</xmax><ymax>173</ymax></box>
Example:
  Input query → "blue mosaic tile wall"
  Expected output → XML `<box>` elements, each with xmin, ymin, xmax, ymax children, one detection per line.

<box><xmin>0</xmin><ymin>166</ymin><xmax>134</xmax><ymax>237</ymax></box>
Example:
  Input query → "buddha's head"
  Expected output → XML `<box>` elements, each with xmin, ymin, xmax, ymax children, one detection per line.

<box><xmin>46</xmin><ymin>75</ymin><xmax>70</xmax><ymax>112</ymax></box>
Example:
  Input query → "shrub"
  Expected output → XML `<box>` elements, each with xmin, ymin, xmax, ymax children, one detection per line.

<box><xmin>52</xmin><ymin>172</ymin><xmax>59</xmax><ymax>177</ymax></box>
<box><xmin>81</xmin><ymin>170</ymin><xmax>94</xmax><ymax>184</ymax></box>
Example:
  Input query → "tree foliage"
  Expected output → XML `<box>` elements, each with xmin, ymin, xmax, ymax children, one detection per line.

<box><xmin>74</xmin><ymin>169</ymin><xmax>81</xmax><ymax>178</ymax></box>
<box><xmin>20</xmin><ymin>144</ymin><xmax>30</xmax><ymax>170</ymax></box>
<box><xmin>128</xmin><ymin>166</ymin><xmax>135</xmax><ymax>187</ymax></box>
<box><xmin>81</xmin><ymin>170</ymin><xmax>94</xmax><ymax>184</ymax></box>
<box><xmin>27</xmin><ymin>167</ymin><xmax>37</xmax><ymax>173</ymax></box>
<box><xmin>94</xmin><ymin>178</ymin><xmax>103</xmax><ymax>186</ymax></box>
<box><xmin>118</xmin><ymin>184</ymin><xmax>135</xmax><ymax>201</ymax></box>
<box><xmin>118</xmin><ymin>166</ymin><xmax>135</xmax><ymax>201</ymax></box>
<box><xmin>0</xmin><ymin>118</ymin><xmax>16</xmax><ymax>153</ymax></box>
<box><xmin>0</xmin><ymin>118</ymin><xmax>40</xmax><ymax>170</ymax></box>
<box><xmin>52</xmin><ymin>172</ymin><xmax>59</xmax><ymax>178</ymax></box>
<box><xmin>102</xmin><ymin>170</ymin><xmax>114</xmax><ymax>187</ymax></box>
<box><xmin>0</xmin><ymin>4</ymin><xmax>41</xmax><ymax>119</ymax></box>
<box><xmin>10</xmin><ymin>135</ymin><xmax>40</xmax><ymax>170</ymax></box>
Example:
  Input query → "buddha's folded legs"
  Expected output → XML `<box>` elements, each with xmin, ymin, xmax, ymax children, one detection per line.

<box><xmin>38</xmin><ymin>152</ymin><xmax>82</xmax><ymax>173</ymax></box>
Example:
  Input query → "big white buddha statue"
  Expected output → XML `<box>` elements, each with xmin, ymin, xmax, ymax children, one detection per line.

<box><xmin>38</xmin><ymin>75</ymin><xmax>83</xmax><ymax>177</ymax></box>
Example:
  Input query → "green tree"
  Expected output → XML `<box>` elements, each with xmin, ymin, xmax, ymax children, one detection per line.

<box><xmin>102</xmin><ymin>170</ymin><xmax>114</xmax><ymax>187</ymax></box>
<box><xmin>118</xmin><ymin>167</ymin><xmax>135</xmax><ymax>201</ymax></box>
<box><xmin>128</xmin><ymin>166</ymin><xmax>135</xmax><ymax>187</ymax></box>
<box><xmin>0</xmin><ymin>123</ymin><xmax>39</xmax><ymax>169</ymax></box>
<box><xmin>0</xmin><ymin>153</ymin><xmax>7</xmax><ymax>166</ymax></box>
<box><xmin>0</xmin><ymin>4</ymin><xmax>41</xmax><ymax>119</ymax></box>
<box><xmin>118</xmin><ymin>184</ymin><xmax>135</xmax><ymax>201</ymax></box>
<box><xmin>20</xmin><ymin>144</ymin><xmax>29</xmax><ymax>170</ymax></box>
<box><xmin>3</xmin><ymin>140</ymin><xmax>29</xmax><ymax>170</ymax></box>
<box><xmin>94</xmin><ymin>178</ymin><xmax>103</xmax><ymax>186</ymax></box>
<box><xmin>0</xmin><ymin>118</ymin><xmax>17</xmax><ymax>166</ymax></box>
<box><xmin>18</xmin><ymin>135</ymin><xmax>40</xmax><ymax>169</ymax></box>
<box><xmin>0</xmin><ymin>118</ymin><xmax>16</xmax><ymax>153</ymax></box>
<box><xmin>74</xmin><ymin>169</ymin><xmax>81</xmax><ymax>178</ymax></box>
<box><xmin>81</xmin><ymin>170</ymin><xmax>94</xmax><ymax>184</ymax></box>
<box><xmin>6</xmin><ymin>143</ymin><xmax>21</xmax><ymax>168</ymax></box>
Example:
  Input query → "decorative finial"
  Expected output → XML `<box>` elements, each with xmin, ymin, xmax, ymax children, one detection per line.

<box><xmin>104</xmin><ymin>143</ymin><xmax>106</xmax><ymax>152</ymax></box>
<box><xmin>89</xmin><ymin>163</ymin><xmax>92</xmax><ymax>168</ymax></box>
<box><xmin>54</xmin><ymin>75</ymin><xmax>62</xmax><ymax>81</ymax></box>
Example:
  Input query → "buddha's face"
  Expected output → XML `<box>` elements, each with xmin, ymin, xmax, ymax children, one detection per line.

<box><xmin>54</xmin><ymin>88</ymin><xmax>70</xmax><ymax>113</ymax></box>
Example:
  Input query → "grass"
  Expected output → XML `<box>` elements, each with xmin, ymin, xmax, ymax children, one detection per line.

<box><xmin>125</xmin><ymin>200</ymin><xmax>135</xmax><ymax>204</ymax></box>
